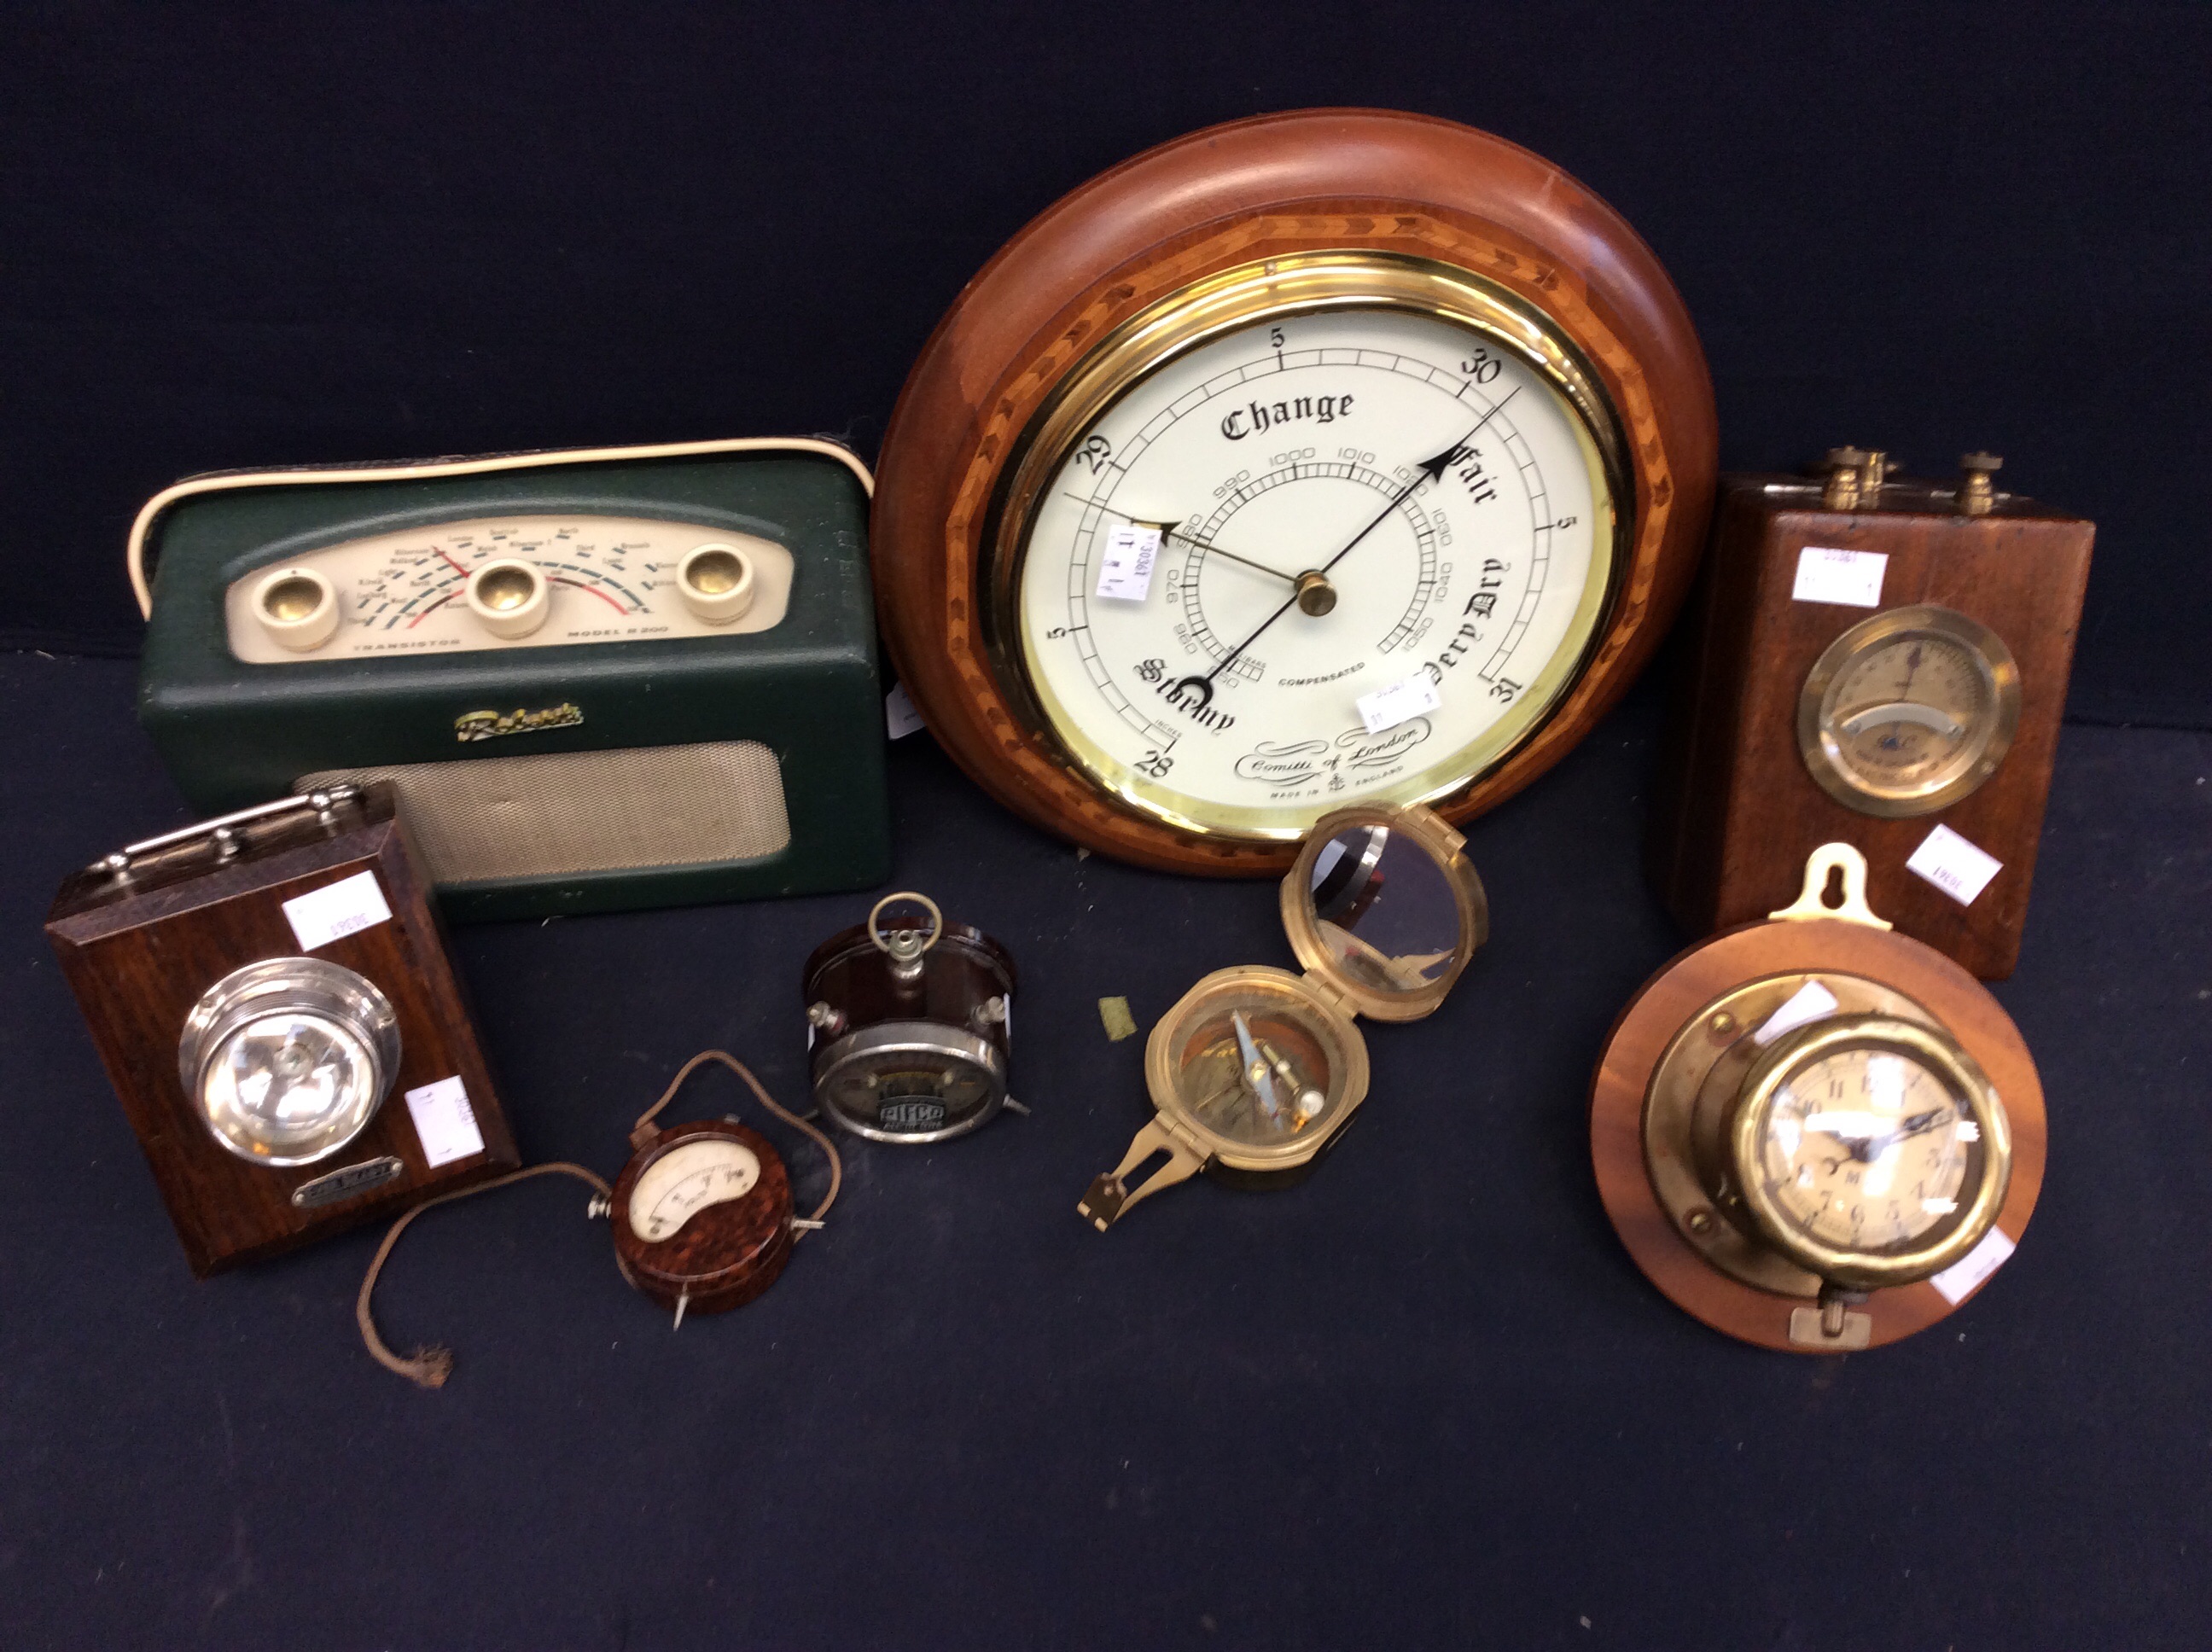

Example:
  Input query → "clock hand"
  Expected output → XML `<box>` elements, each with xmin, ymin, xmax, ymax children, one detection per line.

<box><xmin>1199</xmin><ymin>394</ymin><xmax>1521</xmax><ymax>686</ymax></box>
<box><xmin>1158</xmin><ymin>524</ymin><xmax>1301</xmax><ymax>587</ymax></box>
<box><xmin>1846</xmin><ymin>1107</ymin><xmax>1955</xmax><ymax>1164</ymax></box>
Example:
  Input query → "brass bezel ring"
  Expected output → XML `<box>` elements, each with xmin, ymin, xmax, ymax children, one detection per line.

<box><xmin>1277</xmin><ymin>801</ymin><xmax>1488</xmax><ymax>1024</ymax></box>
<box><xmin>1796</xmin><ymin>604</ymin><xmax>2023</xmax><ymax>818</ymax></box>
<box><xmin>867</xmin><ymin>891</ymin><xmax>944</xmax><ymax>955</ymax></box>
<box><xmin>1729</xmin><ymin>1013</ymin><xmax>2011</xmax><ymax>1290</ymax></box>
<box><xmin>1143</xmin><ymin>964</ymin><xmax>1371</xmax><ymax>1174</ymax></box>
<box><xmin>980</xmin><ymin>249</ymin><xmax>1633</xmax><ymax>843</ymax></box>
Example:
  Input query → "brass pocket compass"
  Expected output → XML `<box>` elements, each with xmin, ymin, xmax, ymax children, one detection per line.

<box><xmin>1080</xmin><ymin>802</ymin><xmax>1486</xmax><ymax>1229</ymax></box>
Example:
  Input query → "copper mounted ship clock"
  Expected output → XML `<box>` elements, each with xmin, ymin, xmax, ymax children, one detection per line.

<box><xmin>1650</xmin><ymin>449</ymin><xmax>2094</xmax><ymax>978</ymax></box>
<box><xmin>1592</xmin><ymin>844</ymin><xmax>2046</xmax><ymax>1352</ymax></box>
<box><xmin>874</xmin><ymin>108</ymin><xmax>1717</xmax><ymax>874</ymax></box>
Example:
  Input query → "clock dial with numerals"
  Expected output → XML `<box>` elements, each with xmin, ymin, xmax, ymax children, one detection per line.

<box><xmin>1757</xmin><ymin>1045</ymin><xmax>1972</xmax><ymax>1251</ymax></box>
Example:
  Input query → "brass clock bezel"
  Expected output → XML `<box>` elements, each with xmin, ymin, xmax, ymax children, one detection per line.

<box><xmin>978</xmin><ymin>249</ymin><xmax>1633</xmax><ymax>844</ymax></box>
<box><xmin>1729</xmin><ymin>1014</ymin><xmax>2011</xmax><ymax>1290</ymax></box>
<box><xmin>1797</xmin><ymin>603</ymin><xmax>2023</xmax><ymax>817</ymax></box>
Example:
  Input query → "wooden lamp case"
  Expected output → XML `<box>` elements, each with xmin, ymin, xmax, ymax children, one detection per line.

<box><xmin>46</xmin><ymin>784</ymin><xmax>517</xmax><ymax>1276</ymax></box>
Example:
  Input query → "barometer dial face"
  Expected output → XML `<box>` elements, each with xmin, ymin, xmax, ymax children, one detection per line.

<box><xmin>626</xmin><ymin>1137</ymin><xmax>763</xmax><ymax>1243</ymax></box>
<box><xmin>1800</xmin><ymin>605</ymin><xmax>2021</xmax><ymax>817</ymax></box>
<box><xmin>1011</xmin><ymin>305</ymin><xmax>1615</xmax><ymax>839</ymax></box>
<box><xmin>1755</xmin><ymin>1046</ymin><xmax>1972</xmax><ymax>1251</ymax></box>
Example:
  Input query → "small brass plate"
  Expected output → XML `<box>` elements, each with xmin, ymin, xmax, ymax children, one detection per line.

<box><xmin>290</xmin><ymin>1155</ymin><xmax>406</xmax><ymax>1208</ymax></box>
<box><xmin>1788</xmin><ymin>1306</ymin><xmax>1871</xmax><ymax>1350</ymax></box>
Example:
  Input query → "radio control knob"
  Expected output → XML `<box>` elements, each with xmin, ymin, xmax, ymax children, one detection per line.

<box><xmin>251</xmin><ymin>567</ymin><xmax>341</xmax><ymax>651</ymax></box>
<box><xmin>678</xmin><ymin>544</ymin><xmax>756</xmax><ymax>624</ymax></box>
<box><xmin>465</xmin><ymin>560</ymin><xmax>550</xmax><ymax>638</ymax></box>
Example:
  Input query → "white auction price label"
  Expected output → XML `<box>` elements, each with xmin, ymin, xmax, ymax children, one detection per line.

<box><xmin>405</xmin><ymin>1075</ymin><xmax>486</xmax><ymax>1168</ymax></box>
<box><xmin>1093</xmin><ymin>526</ymin><xmax>1161</xmax><ymax>602</ymax></box>
<box><xmin>1906</xmin><ymin>823</ymin><xmax>2004</xmax><ymax>906</ymax></box>
<box><xmin>1355</xmin><ymin>671</ymin><xmax>1442</xmax><ymax>736</ymax></box>
<box><xmin>884</xmin><ymin>682</ymin><xmax>926</xmax><ymax>740</ymax></box>
<box><xmin>1792</xmin><ymin>546</ymin><xmax>1889</xmax><ymax>608</ymax></box>
<box><xmin>1930</xmin><ymin>1224</ymin><xmax>2016</xmax><ymax>1306</ymax></box>
<box><xmin>282</xmin><ymin>870</ymin><xmax>393</xmax><ymax>952</ymax></box>
<box><xmin>1754</xmin><ymin>979</ymin><xmax>1841</xmax><ymax>1046</ymax></box>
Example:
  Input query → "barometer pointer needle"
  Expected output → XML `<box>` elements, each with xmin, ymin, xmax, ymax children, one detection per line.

<box><xmin>1195</xmin><ymin>390</ymin><xmax>1521</xmax><ymax>688</ymax></box>
<box><xmin>1074</xmin><ymin>503</ymin><xmax>1302</xmax><ymax>587</ymax></box>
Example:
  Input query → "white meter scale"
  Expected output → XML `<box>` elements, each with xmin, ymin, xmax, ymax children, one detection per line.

<box><xmin>227</xmin><ymin>515</ymin><xmax>793</xmax><ymax>662</ymax></box>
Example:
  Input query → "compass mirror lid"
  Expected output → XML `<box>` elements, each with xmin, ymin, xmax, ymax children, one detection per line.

<box><xmin>1279</xmin><ymin>803</ymin><xmax>1488</xmax><ymax>1024</ymax></box>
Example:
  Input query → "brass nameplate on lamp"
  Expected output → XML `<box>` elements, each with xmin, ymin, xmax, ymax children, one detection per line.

<box><xmin>290</xmin><ymin>1155</ymin><xmax>407</xmax><ymax>1208</ymax></box>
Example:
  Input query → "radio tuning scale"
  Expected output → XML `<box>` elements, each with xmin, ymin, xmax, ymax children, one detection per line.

<box><xmin>230</xmin><ymin>515</ymin><xmax>794</xmax><ymax>662</ymax></box>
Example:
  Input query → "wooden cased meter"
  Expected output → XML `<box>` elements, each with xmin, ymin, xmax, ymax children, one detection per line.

<box><xmin>45</xmin><ymin>784</ymin><xmax>518</xmax><ymax>1275</ymax></box>
<box><xmin>1650</xmin><ymin>451</ymin><xmax>2093</xmax><ymax>979</ymax></box>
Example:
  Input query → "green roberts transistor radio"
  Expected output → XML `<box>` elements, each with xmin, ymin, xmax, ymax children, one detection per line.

<box><xmin>129</xmin><ymin>439</ymin><xmax>891</xmax><ymax>921</ymax></box>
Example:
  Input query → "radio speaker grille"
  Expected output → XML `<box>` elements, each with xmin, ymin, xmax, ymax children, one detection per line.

<box><xmin>298</xmin><ymin>742</ymin><xmax>791</xmax><ymax>883</ymax></box>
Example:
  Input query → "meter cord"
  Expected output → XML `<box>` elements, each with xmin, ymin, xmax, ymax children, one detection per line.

<box><xmin>356</xmin><ymin>1050</ymin><xmax>840</xmax><ymax>1388</ymax></box>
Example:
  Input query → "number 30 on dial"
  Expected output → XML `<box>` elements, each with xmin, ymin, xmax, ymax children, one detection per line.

<box><xmin>875</xmin><ymin>110</ymin><xmax>1717</xmax><ymax>874</ymax></box>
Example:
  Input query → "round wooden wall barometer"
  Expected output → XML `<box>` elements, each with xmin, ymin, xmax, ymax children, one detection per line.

<box><xmin>873</xmin><ymin>108</ymin><xmax>1717</xmax><ymax>874</ymax></box>
<box><xmin>1591</xmin><ymin>845</ymin><xmax>2046</xmax><ymax>1352</ymax></box>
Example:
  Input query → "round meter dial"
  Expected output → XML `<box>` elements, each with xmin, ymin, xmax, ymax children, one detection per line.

<box><xmin>1729</xmin><ymin>1015</ymin><xmax>2008</xmax><ymax>1290</ymax></box>
<box><xmin>814</xmin><ymin>1042</ymin><xmax>1004</xmax><ymax>1141</ymax></box>
<box><xmin>873</xmin><ymin>110</ymin><xmax>1718</xmax><ymax>875</ymax></box>
<box><xmin>1799</xmin><ymin>605</ymin><xmax>2020</xmax><ymax>816</ymax></box>
<box><xmin>1750</xmin><ymin>1046</ymin><xmax>1971</xmax><ymax>1251</ymax></box>
<box><xmin>608</xmin><ymin>1119</ymin><xmax>795</xmax><ymax>1318</ymax></box>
